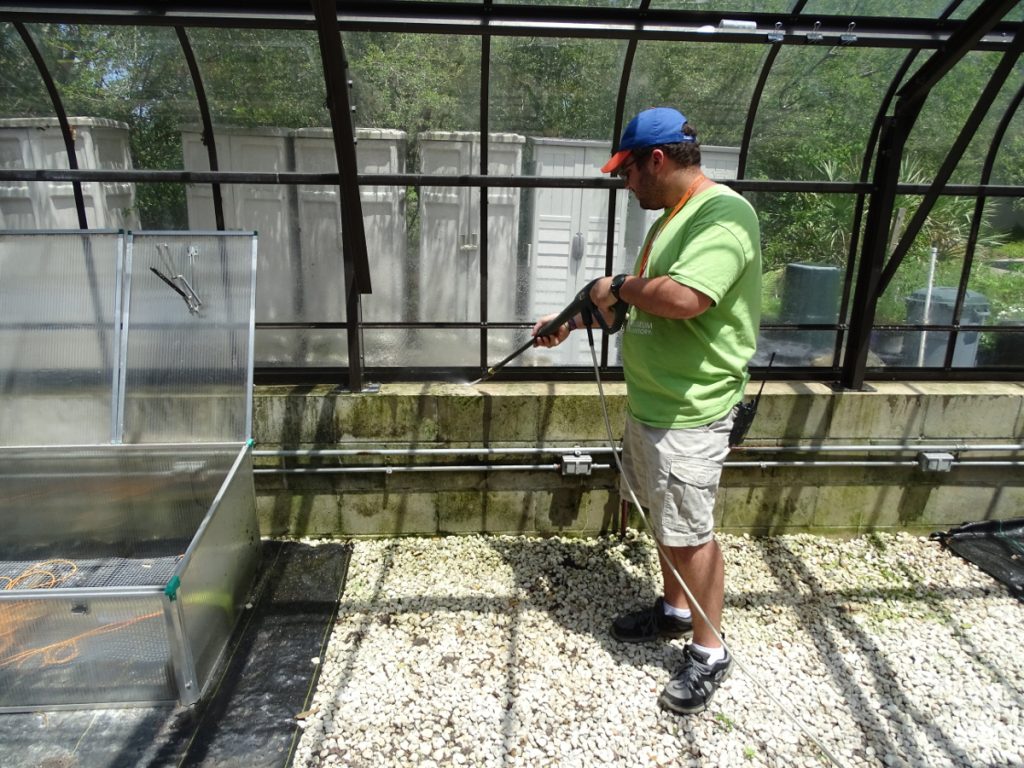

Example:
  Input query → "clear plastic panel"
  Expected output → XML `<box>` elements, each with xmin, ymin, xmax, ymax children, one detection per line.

<box><xmin>175</xmin><ymin>445</ymin><xmax>259</xmax><ymax>698</ymax></box>
<box><xmin>0</xmin><ymin>593</ymin><xmax>174</xmax><ymax>710</ymax></box>
<box><xmin>626</xmin><ymin>40</ymin><xmax>763</xmax><ymax>150</ymax></box>
<box><xmin>382</xmin><ymin>328</ymin><xmax>483</xmax><ymax>367</ymax></box>
<box><xmin>0</xmin><ymin>23</ymin><xmax>56</xmax><ymax>121</ymax></box>
<box><xmin>648</xmin><ymin>0</ymin><xmax>792</xmax><ymax>10</ymax></box>
<box><xmin>907</xmin><ymin>51</ymin><xmax>1004</xmax><ymax>185</ymax></box>
<box><xmin>257</xmin><ymin>328</ymin><xmax>499</xmax><ymax>368</ymax></box>
<box><xmin>895</xmin><ymin>286</ymin><xmax>991</xmax><ymax>369</ymax></box>
<box><xmin>0</xmin><ymin>443</ymin><xmax>252</xmax><ymax>710</ymax></box>
<box><xmin>0</xmin><ymin>444</ymin><xmax>237</xmax><ymax>561</ymax></box>
<box><xmin>969</xmin><ymin>199</ymin><xmax>1024</xmax><ymax>365</ymax></box>
<box><xmin>293</xmin><ymin>132</ymin><xmax>408</xmax><ymax>323</ymax></box>
<box><xmin>758</xmin><ymin>329</ymin><xmax>840</xmax><ymax>367</ymax></box>
<box><xmin>748</xmin><ymin>44</ymin><xmax>907</xmax><ymax>182</ymax></box>
<box><xmin>977</xmin><ymin>328</ymin><xmax>1024</xmax><ymax>367</ymax></box>
<box><xmin>0</xmin><ymin>118</ymin><xmax>140</xmax><ymax>230</ymax></box>
<box><xmin>0</xmin><ymin>231</ymin><xmax>123</xmax><ymax>446</ymax></box>
<box><xmin>185</xmin><ymin>28</ymin><xmax>330</xmax><ymax>138</ymax></box>
<box><xmin>121</xmin><ymin>232</ymin><xmax>256</xmax><ymax>443</ymax></box>
<box><xmin>346</xmin><ymin>32</ymin><xmax>481</xmax><ymax>136</ymax></box>
<box><xmin>801</xmin><ymin>0</ymin><xmax>959</xmax><ymax>15</ymax></box>
<box><xmin>183</xmin><ymin>134</ymin><xmax>409</xmax><ymax>325</ymax></box>
<box><xmin>488</xmin><ymin>36</ymin><xmax>623</xmax><ymax>139</ymax></box>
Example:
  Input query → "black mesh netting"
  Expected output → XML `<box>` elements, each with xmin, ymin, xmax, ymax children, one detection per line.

<box><xmin>932</xmin><ymin>518</ymin><xmax>1024</xmax><ymax>601</ymax></box>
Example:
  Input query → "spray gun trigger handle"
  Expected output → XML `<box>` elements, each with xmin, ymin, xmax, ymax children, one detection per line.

<box><xmin>601</xmin><ymin>300</ymin><xmax>629</xmax><ymax>335</ymax></box>
<box><xmin>587</xmin><ymin>286</ymin><xmax>628</xmax><ymax>336</ymax></box>
<box><xmin>574</xmin><ymin>277</ymin><xmax>628</xmax><ymax>336</ymax></box>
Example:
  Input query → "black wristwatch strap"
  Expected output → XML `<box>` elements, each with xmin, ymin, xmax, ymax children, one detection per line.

<box><xmin>610</xmin><ymin>273</ymin><xmax>629</xmax><ymax>302</ymax></box>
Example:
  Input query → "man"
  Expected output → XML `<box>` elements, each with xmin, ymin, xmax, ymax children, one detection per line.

<box><xmin>532</xmin><ymin>106</ymin><xmax>761</xmax><ymax>714</ymax></box>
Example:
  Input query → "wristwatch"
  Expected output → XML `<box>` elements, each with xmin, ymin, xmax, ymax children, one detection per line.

<box><xmin>610</xmin><ymin>273</ymin><xmax>629</xmax><ymax>302</ymax></box>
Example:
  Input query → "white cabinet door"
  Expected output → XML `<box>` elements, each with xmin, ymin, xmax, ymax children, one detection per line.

<box><xmin>529</xmin><ymin>139</ymin><xmax>629</xmax><ymax>366</ymax></box>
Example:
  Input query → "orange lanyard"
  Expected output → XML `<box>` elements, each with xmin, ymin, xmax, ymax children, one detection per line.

<box><xmin>635</xmin><ymin>173</ymin><xmax>707</xmax><ymax>277</ymax></box>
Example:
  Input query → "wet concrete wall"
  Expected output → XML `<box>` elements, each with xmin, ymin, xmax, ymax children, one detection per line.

<box><xmin>252</xmin><ymin>382</ymin><xmax>1024</xmax><ymax>538</ymax></box>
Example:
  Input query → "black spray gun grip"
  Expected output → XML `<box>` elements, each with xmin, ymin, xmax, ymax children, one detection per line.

<box><xmin>534</xmin><ymin>277</ymin><xmax>628</xmax><ymax>338</ymax></box>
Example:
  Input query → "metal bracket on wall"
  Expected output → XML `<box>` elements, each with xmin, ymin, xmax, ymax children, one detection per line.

<box><xmin>561</xmin><ymin>453</ymin><xmax>593</xmax><ymax>476</ymax></box>
<box><xmin>917</xmin><ymin>451</ymin><xmax>955</xmax><ymax>472</ymax></box>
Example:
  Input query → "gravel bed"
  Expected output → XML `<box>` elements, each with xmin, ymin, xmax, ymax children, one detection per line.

<box><xmin>292</xmin><ymin>530</ymin><xmax>1023</xmax><ymax>768</ymax></box>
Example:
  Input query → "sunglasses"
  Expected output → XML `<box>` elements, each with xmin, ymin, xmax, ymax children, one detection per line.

<box><xmin>616</xmin><ymin>152</ymin><xmax>650</xmax><ymax>180</ymax></box>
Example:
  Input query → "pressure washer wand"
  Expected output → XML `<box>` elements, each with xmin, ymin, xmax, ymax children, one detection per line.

<box><xmin>469</xmin><ymin>278</ymin><xmax>627</xmax><ymax>386</ymax></box>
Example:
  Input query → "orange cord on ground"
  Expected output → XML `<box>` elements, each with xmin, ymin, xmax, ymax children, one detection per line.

<box><xmin>0</xmin><ymin>559</ymin><xmax>160</xmax><ymax>670</ymax></box>
<box><xmin>0</xmin><ymin>558</ymin><xmax>78</xmax><ymax>590</ymax></box>
<box><xmin>0</xmin><ymin>610</ymin><xmax>162</xmax><ymax>670</ymax></box>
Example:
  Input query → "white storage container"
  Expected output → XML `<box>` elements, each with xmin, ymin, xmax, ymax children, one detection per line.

<box><xmin>0</xmin><ymin>117</ymin><xmax>139</xmax><ymax>230</ymax></box>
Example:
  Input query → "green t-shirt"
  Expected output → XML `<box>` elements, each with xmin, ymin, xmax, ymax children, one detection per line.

<box><xmin>622</xmin><ymin>184</ymin><xmax>761</xmax><ymax>428</ymax></box>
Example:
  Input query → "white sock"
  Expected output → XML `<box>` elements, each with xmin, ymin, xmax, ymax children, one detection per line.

<box><xmin>662</xmin><ymin>601</ymin><xmax>692</xmax><ymax>620</ymax></box>
<box><xmin>690</xmin><ymin>642</ymin><xmax>726</xmax><ymax>665</ymax></box>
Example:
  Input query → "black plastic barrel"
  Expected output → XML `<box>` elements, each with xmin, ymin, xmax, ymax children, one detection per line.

<box><xmin>780</xmin><ymin>263</ymin><xmax>841</xmax><ymax>351</ymax></box>
<box><xmin>902</xmin><ymin>286</ymin><xmax>989</xmax><ymax>367</ymax></box>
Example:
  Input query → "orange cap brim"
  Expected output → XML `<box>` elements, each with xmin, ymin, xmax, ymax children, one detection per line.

<box><xmin>601</xmin><ymin>149</ymin><xmax>632</xmax><ymax>174</ymax></box>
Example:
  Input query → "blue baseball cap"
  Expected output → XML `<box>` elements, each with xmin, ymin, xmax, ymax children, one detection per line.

<box><xmin>601</xmin><ymin>107</ymin><xmax>694</xmax><ymax>174</ymax></box>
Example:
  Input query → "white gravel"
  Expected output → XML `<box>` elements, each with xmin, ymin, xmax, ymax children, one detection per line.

<box><xmin>292</xmin><ymin>530</ymin><xmax>1024</xmax><ymax>768</ymax></box>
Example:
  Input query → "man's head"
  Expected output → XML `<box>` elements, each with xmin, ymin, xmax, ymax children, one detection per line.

<box><xmin>601</xmin><ymin>107</ymin><xmax>701</xmax><ymax>176</ymax></box>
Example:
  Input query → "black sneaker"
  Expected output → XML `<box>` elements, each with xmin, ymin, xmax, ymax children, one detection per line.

<box><xmin>610</xmin><ymin>597</ymin><xmax>693</xmax><ymax>643</ymax></box>
<box><xmin>658</xmin><ymin>644</ymin><xmax>732</xmax><ymax>715</ymax></box>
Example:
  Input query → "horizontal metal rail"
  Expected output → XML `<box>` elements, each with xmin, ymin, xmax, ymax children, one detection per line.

<box><xmin>257</xmin><ymin>447</ymin><xmax>615</xmax><ymax>458</ymax></box>
<box><xmin>0</xmin><ymin>585</ymin><xmax>164</xmax><ymax>601</ymax></box>
<box><xmin>255</xmin><ymin>463</ymin><xmax>608</xmax><ymax>474</ymax></box>
<box><xmin>251</xmin><ymin>321</ymin><xmax>1011</xmax><ymax>335</ymax></box>
<box><xmin>732</xmin><ymin>442</ymin><xmax>1024</xmax><ymax>454</ymax></box>
<box><xmin>252</xmin><ymin>442</ymin><xmax>1024</xmax><ymax>475</ymax></box>
<box><xmin>255</xmin><ymin>443</ymin><xmax>1024</xmax><ymax>459</ymax></box>
<box><xmin>1</xmin><ymin>168</ymin><xmax>1021</xmax><ymax>198</ymax></box>
<box><xmin>254</xmin><ymin>459</ymin><xmax>1023</xmax><ymax>475</ymax></box>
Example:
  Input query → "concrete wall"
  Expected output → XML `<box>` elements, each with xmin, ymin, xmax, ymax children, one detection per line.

<box><xmin>252</xmin><ymin>381</ymin><xmax>1024</xmax><ymax>539</ymax></box>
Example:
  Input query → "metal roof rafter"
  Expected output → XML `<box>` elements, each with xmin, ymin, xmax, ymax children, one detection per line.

<box><xmin>13</xmin><ymin>21</ymin><xmax>87</xmax><ymax>229</ymax></box>
<box><xmin>0</xmin><ymin>4</ymin><xmax>1018</xmax><ymax>51</ymax></box>
<box><xmin>175</xmin><ymin>26</ymin><xmax>225</xmax><ymax>231</ymax></box>
<box><xmin>311</xmin><ymin>0</ymin><xmax>370</xmax><ymax>393</ymax></box>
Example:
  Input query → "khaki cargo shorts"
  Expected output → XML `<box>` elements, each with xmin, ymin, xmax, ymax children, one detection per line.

<box><xmin>619</xmin><ymin>407</ymin><xmax>734</xmax><ymax>548</ymax></box>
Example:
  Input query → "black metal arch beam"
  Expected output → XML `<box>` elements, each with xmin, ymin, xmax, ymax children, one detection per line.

<box><xmin>944</xmin><ymin>78</ymin><xmax>1024</xmax><ymax>368</ymax></box>
<box><xmin>12</xmin><ymin>21</ymin><xmax>116</xmax><ymax>374</ymax></box>
<box><xmin>832</xmin><ymin>49</ymin><xmax>917</xmax><ymax>378</ymax></box>
<box><xmin>841</xmin><ymin>0</ymin><xmax>1020</xmax><ymax>390</ymax></box>
<box><xmin>601</xmin><ymin>0</ymin><xmax>650</xmax><ymax>367</ymax></box>
<box><xmin>175</xmin><ymin>26</ymin><xmax>225</xmax><ymax>231</ymax></box>
<box><xmin>311</xmin><ymin>0</ymin><xmax>370</xmax><ymax>393</ymax></box>
<box><xmin>837</xmin><ymin>0</ymin><xmax>968</xmax><ymax>378</ymax></box>
<box><xmin>478</xmin><ymin>1</ymin><xmax>492</xmax><ymax>376</ymax></box>
<box><xmin>14</xmin><ymin>21</ymin><xmax>87</xmax><ymax>229</ymax></box>
<box><xmin>862</xmin><ymin>0</ymin><xmax>970</xmax><ymax>166</ymax></box>
<box><xmin>878</xmin><ymin>31</ymin><xmax>1024</xmax><ymax>295</ymax></box>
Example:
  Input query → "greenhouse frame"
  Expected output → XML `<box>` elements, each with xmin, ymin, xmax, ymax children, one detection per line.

<box><xmin>1</xmin><ymin>3</ymin><xmax>1024</xmax><ymax>751</ymax></box>
<box><xmin>1</xmin><ymin>1</ymin><xmax>1022</xmax><ymax>393</ymax></box>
